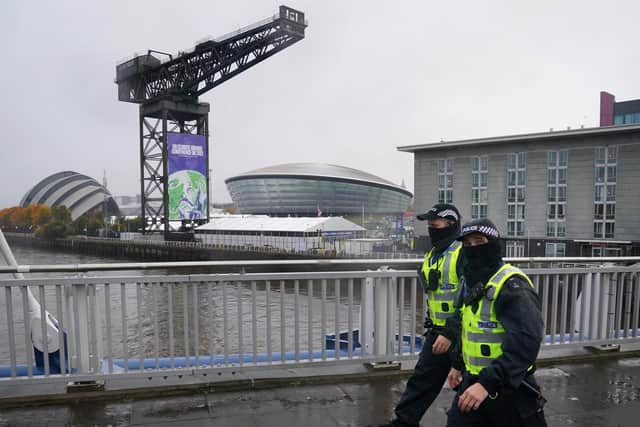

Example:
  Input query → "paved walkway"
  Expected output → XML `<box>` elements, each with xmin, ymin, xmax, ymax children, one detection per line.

<box><xmin>1</xmin><ymin>356</ymin><xmax>640</xmax><ymax>426</ymax></box>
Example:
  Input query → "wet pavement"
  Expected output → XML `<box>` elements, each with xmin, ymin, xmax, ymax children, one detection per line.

<box><xmin>1</xmin><ymin>357</ymin><xmax>640</xmax><ymax>426</ymax></box>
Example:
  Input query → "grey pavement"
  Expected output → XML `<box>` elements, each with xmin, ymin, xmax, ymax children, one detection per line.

<box><xmin>1</xmin><ymin>357</ymin><xmax>640</xmax><ymax>427</ymax></box>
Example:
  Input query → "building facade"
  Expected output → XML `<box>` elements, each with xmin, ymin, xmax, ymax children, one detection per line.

<box><xmin>399</xmin><ymin>125</ymin><xmax>640</xmax><ymax>257</ymax></box>
<box><xmin>600</xmin><ymin>91</ymin><xmax>640</xmax><ymax>126</ymax></box>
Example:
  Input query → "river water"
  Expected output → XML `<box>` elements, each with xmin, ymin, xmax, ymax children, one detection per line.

<box><xmin>0</xmin><ymin>246</ymin><xmax>421</xmax><ymax>367</ymax></box>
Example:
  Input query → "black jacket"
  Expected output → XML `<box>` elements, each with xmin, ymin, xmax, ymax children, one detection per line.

<box><xmin>450</xmin><ymin>274</ymin><xmax>544</xmax><ymax>395</ymax></box>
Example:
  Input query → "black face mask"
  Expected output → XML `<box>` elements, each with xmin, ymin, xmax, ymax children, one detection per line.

<box><xmin>462</xmin><ymin>240</ymin><xmax>502</xmax><ymax>287</ymax></box>
<box><xmin>428</xmin><ymin>223</ymin><xmax>459</xmax><ymax>251</ymax></box>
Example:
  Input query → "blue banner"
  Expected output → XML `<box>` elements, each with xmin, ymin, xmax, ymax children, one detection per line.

<box><xmin>167</xmin><ymin>132</ymin><xmax>208</xmax><ymax>220</ymax></box>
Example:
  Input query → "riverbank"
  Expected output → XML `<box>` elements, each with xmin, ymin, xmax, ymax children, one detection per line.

<box><xmin>4</xmin><ymin>233</ymin><xmax>319</xmax><ymax>263</ymax></box>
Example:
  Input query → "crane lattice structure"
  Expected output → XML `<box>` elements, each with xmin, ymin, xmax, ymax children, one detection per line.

<box><xmin>115</xmin><ymin>5</ymin><xmax>306</xmax><ymax>236</ymax></box>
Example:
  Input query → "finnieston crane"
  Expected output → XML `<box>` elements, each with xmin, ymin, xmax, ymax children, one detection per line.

<box><xmin>115</xmin><ymin>5</ymin><xmax>306</xmax><ymax>237</ymax></box>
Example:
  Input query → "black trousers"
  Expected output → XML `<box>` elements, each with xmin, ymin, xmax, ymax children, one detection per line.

<box><xmin>392</xmin><ymin>331</ymin><xmax>451</xmax><ymax>427</ymax></box>
<box><xmin>446</xmin><ymin>375</ymin><xmax>547</xmax><ymax>427</ymax></box>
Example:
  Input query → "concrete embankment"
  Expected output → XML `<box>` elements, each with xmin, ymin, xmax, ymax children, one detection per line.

<box><xmin>4</xmin><ymin>233</ymin><xmax>319</xmax><ymax>263</ymax></box>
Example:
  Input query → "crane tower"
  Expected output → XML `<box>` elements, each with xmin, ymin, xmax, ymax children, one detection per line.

<box><xmin>115</xmin><ymin>5</ymin><xmax>306</xmax><ymax>236</ymax></box>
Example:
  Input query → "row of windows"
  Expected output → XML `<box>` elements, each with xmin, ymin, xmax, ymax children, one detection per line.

<box><xmin>594</xmin><ymin>222</ymin><xmax>615</xmax><ymax>239</ymax></box>
<box><xmin>435</xmin><ymin>146</ymin><xmax>621</xmax><ymax>240</ymax></box>
<box><xmin>507</xmin><ymin>153</ymin><xmax>526</xmax><ymax>236</ymax></box>
<box><xmin>547</xmin><ymin>150</ymin><xmax>567</xmax><ymax>238</ymax></box>
<box><xmin>614</xmin><ymin>112</ymin><xmax>640</xmax><ymax>125</ymax></box>
<box><xmin>593</xmin><ymin>146</ymin><xmax>617</xmax><ymax>239</ymax></box>
<box><xmin>507</xmin><ymin>242</ymin><xmax>623</xmax><ymax>257</ymax></box>
<box><xmin>437</xmin><ymin>159</ymin><xmax>454</xmax><ymax>204</ymax></box>
<box><xmin>471</xmin><ymin>156</ymin><xmax>488</xmax><ymax>219</ymax></box>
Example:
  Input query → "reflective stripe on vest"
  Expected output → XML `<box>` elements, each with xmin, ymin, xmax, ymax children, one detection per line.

<box><xmin>461</xmin><ymin>264</ymin><xmax>534</xmax><ymax>375</ymax></box>
<box><xmin>421</xmin><ymin>241</ymin><xmax>462</xmax><ymax>326</ymax></box>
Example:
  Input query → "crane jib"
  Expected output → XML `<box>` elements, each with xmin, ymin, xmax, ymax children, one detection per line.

<box><xmin>115</xmin><ymin>5</ymin><xmax>306</xmax><ymax>105</ymax></box>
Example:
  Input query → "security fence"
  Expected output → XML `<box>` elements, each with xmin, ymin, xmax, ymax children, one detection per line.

<box><xmin>1</xmin><ymin>261</ymin><xmax>639</xmax><ymax>393</ymax></box>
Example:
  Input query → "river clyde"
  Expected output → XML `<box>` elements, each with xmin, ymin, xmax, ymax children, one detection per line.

<box><xmin>1</xmin><ymin>245</ymin><xmax>414</xmax><ymax>366</ymax></box>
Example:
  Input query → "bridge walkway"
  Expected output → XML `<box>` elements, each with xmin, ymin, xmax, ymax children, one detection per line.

<box><xmin>1</xmin><ymin>352</ymin><xmax>639</xmax><ymax>427</ymax></box>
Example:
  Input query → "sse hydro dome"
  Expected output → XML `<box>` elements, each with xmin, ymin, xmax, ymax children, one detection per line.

<box><xmin>225</xmin><ymin>163</ymin><xmax>413</xmax><ymax>216</ymax></box>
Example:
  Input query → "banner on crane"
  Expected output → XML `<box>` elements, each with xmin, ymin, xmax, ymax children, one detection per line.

<box><xmin>167</xmin><ymin>132</ymin><xmax>208</xmax><ymax>221</ymax></box>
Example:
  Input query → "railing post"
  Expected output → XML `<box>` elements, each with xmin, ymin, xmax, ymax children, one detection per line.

<box><xmin>599</xmin><ymin>272</ymin><xmax>611</xmax><ymax>340</ymax></box>
<box><xmin>373</xmin><ymin>267</ymin><xmax>396</xmax><ymax>356</ymax></box>
<box><xmin>606</xmin><ymin>272</ymin><xmax>617</xmax><ymax>339</ymax></box>
<box><xmin>72</xmin><ymin>283</ymin><xmax>91</xmax><ymax>373</ymax></box>
<box><xmin>360</xmin><ymin>276</ymin><xmax>374</xmax><ymax>355</ymax></box>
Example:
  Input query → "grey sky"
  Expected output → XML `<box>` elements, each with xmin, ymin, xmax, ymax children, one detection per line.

<box><xmin>1</xmin><ymin>0</ymin><xmax>639</xmax><ymax>209</ymax></box>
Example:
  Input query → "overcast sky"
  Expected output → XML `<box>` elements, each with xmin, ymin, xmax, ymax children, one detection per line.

<box><xmin>1</xmin><ymin>0</ymin><xmax>639</xmax><ymax>208</ymax></box>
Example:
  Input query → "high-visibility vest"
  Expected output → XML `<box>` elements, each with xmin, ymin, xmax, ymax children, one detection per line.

<box><xmin>421</xmin><ymin>241</ymin><xmax>462</xmax><ymax>326</ymax></box>
<box><xmin>461</xmin><ymin>263</ymin><xmax>534</xmax><ymax>375</ymax></box>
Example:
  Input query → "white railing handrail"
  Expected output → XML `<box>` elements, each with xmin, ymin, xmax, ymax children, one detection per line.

<box><xmin>1</xmin><ymin>257</ymin><xmax>640</xmax><ymax>275</ymax></box>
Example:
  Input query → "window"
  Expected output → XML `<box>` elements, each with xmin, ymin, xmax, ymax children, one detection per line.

<box><xmin>593</xmin><ymin>222</ymin><xmax>603</xmax><ymax>236</ymax></box>
<box><xmin>559</xmin><ymin>150</ymin><xmax>568</xmax><ymax>166</ymax></box>
<box><xmin>558</xmin><ymin>187</ymin><xmax>566</xmax><ymax>202</ymax></box>
<box><xmin>594</xmin><ymin>146</ymin><xmax>616</xmax><ymax>238</ymax></box>
<box><xmin>437</xmin><ymin>159</ymin><xmax>454</xmax><ymax>203</ymax></box>
<box><xmin>558</xmin><ymin>168</ymin><xmax>567</xmax><ymax>184</ymax></box>
<box><xmin>471</xmin><ymin>156</ymin><xmax>488</xmax><ymax>219</ymax></box>
<box><xmin>546</xmin><ymin>222</ymin><xmax>556</xmax><ymax>237</ymax></box>
<box><xmin>606</xmin><ymin>203</ymin><xmax>615</xmax><ymax>220</ymax></box>
<box><xmin>506</xmin><ymin>241</ymin><xmax>525</xmax><ymax>257</ymax></box>
<box><xmin>606</xmin><ymin>184</ymin><xmax>616</xmax><ymax>201</ymax></box>
<box><xmin>545</xmin><ymin>242</ymin><xmax>566</xmax><ymax>257</ymax></box>
<box><xmin>593</xmin><ymin>247</ymin><xmax>621</xmax><ymax>257</ymax></box>
<box><xmin>594</xmin><ymin>204</ymin><xmax>603</xmax><ymax>219</ymax></box>
<box><xmin>605</xmin><ymin>222</ymin><xmax>615</xmax><ymax>238</ymax></box>
<box><xmin>607</xmin><ymin>166</ymin><xmax>616</xmax><ymax>182</ymax></box>
<box><xmin>604</xmin><ymin>247</ymin><xmax>621</xmax><ymax>256</ymax></box>
<box><xmin>507</xmin><ymin>152</ymin><xmax>526</xmax><ymax>236</ymax></box>
<box><xmin>595</xmin><ymin>185</ymin><xmax>604</xmax><ymax>202</ymax></box>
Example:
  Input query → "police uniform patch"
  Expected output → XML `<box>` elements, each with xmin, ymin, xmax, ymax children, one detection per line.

<box><xmin>477</xmin><ymin>321</ymin><xmax>498</xmax><ymax>329</ymax></box>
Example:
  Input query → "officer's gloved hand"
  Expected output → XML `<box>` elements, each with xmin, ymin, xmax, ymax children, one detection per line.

<box><xmin>463</xmin><ymin>282</ymin><xmax>486</xmax><ymax>306</ymax></box>
<box><xmin>424</xmin><ymin>317</ymin><xmax>434</xmax><ymax>329</ymax></box>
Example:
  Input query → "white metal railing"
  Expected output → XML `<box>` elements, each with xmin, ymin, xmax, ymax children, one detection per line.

<box><xmin>1</xmin><ymin>263</ymin><xmax>640</xmax><ymax>392</ymax></box>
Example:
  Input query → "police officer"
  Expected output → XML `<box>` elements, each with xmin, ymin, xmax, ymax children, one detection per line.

<box><xmin>374</xmin><ymin>204</ymin><xmax>464</xmax><ymax>427</ymax></box>
<box><xmin>446</xmin><ymin>219</ymin><xmax>547</xmax><ymax>427</ymax></box>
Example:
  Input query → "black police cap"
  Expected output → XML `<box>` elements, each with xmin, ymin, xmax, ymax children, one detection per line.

<box><xmin>456</xmin><ymin>218</ymin><xmax>500</xmax><ymax>241</ymax></box>
<box><xmin>416</xmin><ymin>204</ymin><xmax>461</xmax><ymax>222</ymax></box>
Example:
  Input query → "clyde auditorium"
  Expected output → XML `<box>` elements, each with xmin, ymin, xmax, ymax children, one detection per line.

<box><xmin>20</xmin><ymin>171</ymin><xmax>119</xmax><ymax>221</ymax></box>
<box><xmin>225</xmin><ymin>163</ymin><xmax>412</xmax><ymax>216</ymax></box>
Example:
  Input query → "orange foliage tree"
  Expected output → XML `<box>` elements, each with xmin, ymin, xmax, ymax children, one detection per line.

<box><xmin>0</xmin><ymin>205</ymin><xmax>70</xmax><ymax>237</ymax></box>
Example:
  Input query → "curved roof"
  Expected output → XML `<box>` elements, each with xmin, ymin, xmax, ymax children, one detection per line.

<box><xmin>20</xmin><ymin>171</ymin><xmax>119</xmax><ymax>221</ymax></box>
<box><xmin>225</xmin><ymin>163</ymin><xmax>412</xmax><ymax>197</ymax></box>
